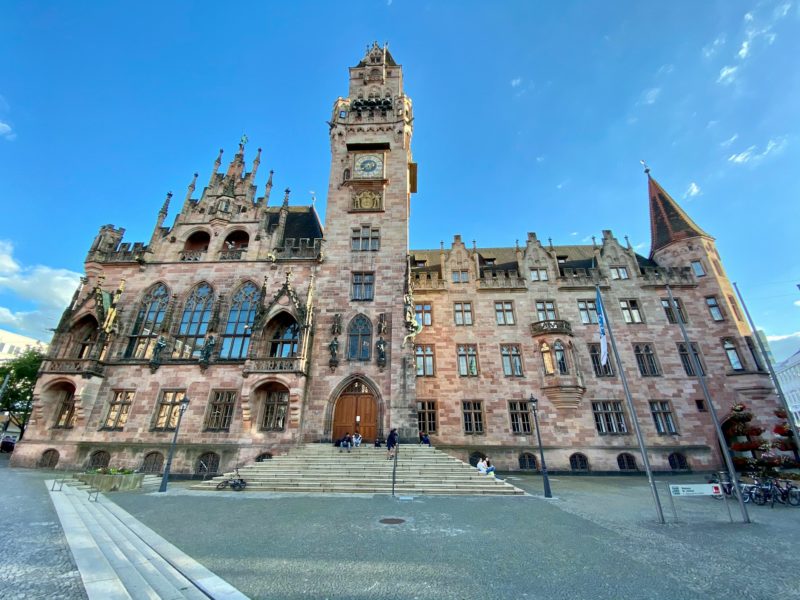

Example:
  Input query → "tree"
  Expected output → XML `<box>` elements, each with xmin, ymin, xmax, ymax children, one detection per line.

<box><xmin>0</xmin><ymin>349</ymin><xmax>45</xmax><ymax>441</ymax></box>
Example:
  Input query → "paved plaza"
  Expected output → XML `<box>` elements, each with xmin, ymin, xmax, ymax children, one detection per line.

<box><xmin>3</xmin><ymin>452</ymin><xmax>800</xmax><ymax>600</ymax></box>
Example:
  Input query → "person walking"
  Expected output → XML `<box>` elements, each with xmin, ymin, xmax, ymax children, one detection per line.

<box><xmin>386</xmin><ymin>428</ymin><xmax>399</xmax><ymax>460</ymax></box>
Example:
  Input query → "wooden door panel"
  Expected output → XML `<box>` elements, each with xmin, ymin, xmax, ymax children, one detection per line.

<box><xmin>333</xmin><ymin>393</ymin><xmax>377</xmax><ymax>442</ymax></box>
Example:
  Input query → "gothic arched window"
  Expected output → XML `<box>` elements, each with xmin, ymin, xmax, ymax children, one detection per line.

<box><xmin>554</xmin><ymin>341</ymin><xmax>568</xmax><ymax>374</ymax></box>
<box><xmin>347</xmin><ymin>315</ymin><xmax>372</xmax><ymax>361</ymax></box>
<box><xmin>268</xmin><ymin>315</ymin><xmax>300</xmax><ymax>358</ymax></box>
<box><xmin>220</xmin><ymin>282</ymin><xmax>260</xmax><ymax>360</ymax></box>
<box><xmin>173</xmin><ymin>284</ymin><xmax>214</xmax><ymax>359</ymax></box>
<box><xmin>125</xmin><ymin>283</ymin><xmax>169</xmax><ymax>359</ymax></box>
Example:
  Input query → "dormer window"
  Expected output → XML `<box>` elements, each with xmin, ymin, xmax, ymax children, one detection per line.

<box><xmin>610</xmin><ymin>266</ymin><xmax>629</xmax><ymax>280</ymax></box>
<box><xmin>484</xmin><ymin>259</ymin><xmax>495</xmax><ymax>267</ymax></box>
<box><xmin>557</xmin><ymin>256</ymin><xmax>567</xmax><ymax>264</ymax></box>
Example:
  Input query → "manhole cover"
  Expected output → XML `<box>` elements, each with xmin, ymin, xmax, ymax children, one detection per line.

<box><xmin>379</xmin><ymin>518</ymin><xmax>405</xmax><ymax>525</ymax></box>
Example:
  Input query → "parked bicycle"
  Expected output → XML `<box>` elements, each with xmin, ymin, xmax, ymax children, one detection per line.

<box><xmin>216</xmin><ymin>468</ymin><xmax>247</xmax><ymax>491</ymax></box>
<box><xmin>707</xmin><ymin>473</ymin><xmax>755</xmax><ymax>503</ymax></box>
<box><xmin>752</xmin><ymin>477</ymin><xmax>800</xmax><ymax>507</ymax></box>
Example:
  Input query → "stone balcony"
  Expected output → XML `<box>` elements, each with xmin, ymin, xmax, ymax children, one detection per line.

<box><xmin>477</xmin><ymin>274</ymin><xmax>527</xmax><ymax>290</ymax></box>
<box><xmin>640</xmin><ymin>266</ymin><xmax>695</xmax><ymax>286</ymax></box>
<box><xmin>179</xmin><ymin>250</ymin><xmax>206</xmax><ymax>261</ymax></box>
<box><xmin>557</xmin><ymin>268</ymin><xmax>604</xmax><ymax>289</ymax></box>
<box><xmin>219</xmin><ymin>248</ymin><xmax>245</xmax><ymax>261</ymax></box>
<box><xmin>412</xmin><ymin>274</ymin><xmax>446</xmax><ymax>291</ymax></box>
<box><xmin>242</xmin><ymin>356</ymin><xmax>307</xmax><ymax>377</ymax></box>
<box><xmin>530</xmin><ymin>319</ymin><xmax>573</xmax><ymax>337</ymax></box>
<box><xmin>41</xmin><ymin>358</ymin><xmax>105</xmax><ymax>378</ymax></box>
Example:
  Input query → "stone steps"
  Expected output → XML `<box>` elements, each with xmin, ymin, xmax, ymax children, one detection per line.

<box><xmin>190</xmin><ymin>444</ymin><xmax>524</xmax><ymax>496</ymax></box>
<box><xmin>47</xmin><ymin>480</ymin><xmax>248</xmax><ymax>599</ymax></box>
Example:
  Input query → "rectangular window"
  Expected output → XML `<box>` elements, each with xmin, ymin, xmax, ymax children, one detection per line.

<box><xmin>501</xmin><ymin>344</ymin><xmax>524</xmax><ymax>376</ymax></box>
<box><xmin>153</xmin><ymin>390</ymin><xmax>187</xmax><ymax>431</ymax></box>
<box><xmin>509</xmin><ymin>401</ymin><xmax>532</xmax><ymax>434</ymax></box>
<box><xmin>723</xmin><ymin>339</ymin><xmax>744</xmax><ymax>371</ymax></box>
<box><xmin>415</xmin><ymin>303</ymin><xmax>432</xmax><ymax>327</ymax></box>
<box><xmin>577</xmin><ymin>299</ymin><xmax>598</xmax><ymax>324</ymax></box>
<box><xmin>535</xmin><ymin>300</ymin><xmax>557</xmax><ymax>321</ymax></box>
<box><xmin>415</xmin><ymin>345</ymin><xmax>435</xmax><ymax>376</ymax></box>
<box><xmin>102</xmin><ymin>391</ymin><xmax>134</xmax><ymax>430</ymax></box>
<box><xmin>451</xmin><ymin>270</ymin><xmax>469</xmax><ymax>283</ymax></box>
<box><xmin>695</xmin><ymin>399</ymin><xmax>707</xmax><ymax>412</ymax></box>
<box><xmin>495</xmin><ymin>301</ymin><xmax>515</xmax><ymax>325</ymax></box>
<box><xmin>650</xmin><ymin>401</ymin><xmax>678</xmax><ymax>435</ymax></box>
<box><xmin>351</xmin><ymin>226</ymin><xmax>380</xmax><ymax>251</ymax></box>
<box><xmin>592</xmin><ymin>401</ymin><xmax>628</xmax><ymax>435</ymax></box>
<box><xmin>529</xmin><ymin>268</ymin><xmax>548</xmax><ymax>281</ymax></box>
<box><xmin>620</xmin><ymin>299</ymin><xmax>644</xmax><ymax>324</ymax></box>
<box><xmin>745</xmin><ymin>336</ymin><xmax>764</xmax><ymax>372</ymax></box>
<box><xmin>610</xmin><ymin>266</ymin><xmax>629</xmax><ymax>280</ymax></box>
<box><xmin>261</xmin><ymin>390</ymin><xmax>288</xmax><ymax>431</ymax></box>
<box><xmin>417</xmin><ymin>400</ymin><xmax>437</xmax><ymax>434</ymax></box>
<box><xmin>706</xmin><ymin>296</ymin><xmax>724</xmax><ymax>321</ymax></box>
<box><xmin>54</xmin><ymin>390</ymin><xmax>77</xmax><ymax>429</ymax></box>
<box><xmin>462</xmin><ymin>401</ymin><xmax>484</xmax><ymax>434</ymax></box>
<box><xmin>453</xmin><ymin>302</ymin><xmax>473</xmax><ymax>326</ymax></box>
<box><xmin>634</xmin><ymin>344</ymin><xmax>661</xmax><ymax>376</ymax></box>
<box><xmin>691</xmin><ymin>260</ymin><xmax>706</xmax><ymax>277</ymax></box>
<box><xmin>661</xmin><ymin>298</ymin><xmax>687</xmax><ymax>324</ymax></box>
<box><xmin>204</xmin><ymin>390</ymin><xmax>236</xmax><ymax>431</ymax></box>
<box><xmin>351</xmin><ymin>272</ymin><xmax>374</xmax><ymax>300</ymax></box>
<box><xmin>457</xmin><ymin>344</ymin><xmax>479</xmax><ymax>377</ymax></box>
<box><xmin>727</xmin><ymin>295</ymin><xmax>743</xmax><ymax>321</ymax></box>
<box><xmin>678</xmin><ymin>342</ymin><xmax>705</xmax><ymax>376</ymax></box>
<box><xmin>588</xmin><ymin>344</ymin><xmax>614</xmax><ymax>377</ymax></box>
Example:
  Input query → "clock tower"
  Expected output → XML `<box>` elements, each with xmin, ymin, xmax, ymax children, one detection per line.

<box><xmin>305</xmin><ymin>42</ymin><xmax>418</xmax><ymax>443</ymax></box>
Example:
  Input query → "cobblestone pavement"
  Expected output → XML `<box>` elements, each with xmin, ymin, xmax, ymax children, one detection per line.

<box><xmin>111</xmin><ymin>471</ymin><xmax>800</xmax><ymax>600</ymax></box>
<box><xmin>0</xmin><ymin>454</ymin><xmax>87</xmax><ymax>600</ymax></box>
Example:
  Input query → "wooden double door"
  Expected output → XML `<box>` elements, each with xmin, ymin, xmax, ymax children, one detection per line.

<box><xmin>332</xmin><ymin>383</ymin><xmax>377</xmax><ymax>442</ymax></box>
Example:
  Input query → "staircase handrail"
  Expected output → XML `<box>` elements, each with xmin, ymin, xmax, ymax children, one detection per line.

<box><xmin>391</xmin><ymin>444</ymin><xmax>399</xmax><ymax>497</ymax></box>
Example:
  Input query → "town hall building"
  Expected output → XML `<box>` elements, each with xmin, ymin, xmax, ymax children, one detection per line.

<box><xmin>12</xmin><ymin>43</ymin><xmax>779</xmax><ymax>476</ymax></box>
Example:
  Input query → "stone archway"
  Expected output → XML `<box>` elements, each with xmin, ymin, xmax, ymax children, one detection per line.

<box><xmin>332</xmin><ymin>380</ymin><xmax>378</xmax><ymax>442</ymax></box>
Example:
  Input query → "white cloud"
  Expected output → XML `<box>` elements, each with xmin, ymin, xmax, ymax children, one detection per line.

<box><xmin>794</xmin><ymin>300</ymin><xmax>800</xmax><ymax>308</ymax></box>
<box><xmin>706</xmin><ymin>120</ymin><xmax>719</xmax><ymax>129</ymax></box>
<box><xmin>640</xmin><ymin>87</ymin><xmax>661</xmax><ymax>105</ymax></box>
<box><xmin>0</xmin><ymin>121</ymin><xmax>15</xmax><ymax>141</ymax></box>
<box><xmin>570</xmin><ymin>231</ymin><xmax>578</xmax><ymax>236</ymax></box>
<box><xmin>717</xmin><ymin>65</ymin><xmax>738</xmax><ymax>84</ymax></box>
<box><xmin>720</xmin><ymin>133</ymin><xmax>739</xmax><ymax>147</ymax></box>
<box><xmin>738</xmin><ymin>40</ymin><xmax>750</xmax><ymax>59</ymax></box>
<box><xmin>774</xmin><ymin>3</ymin><xmax>791</xmax><ymax>18</ymax></box>
<box><xmin>0</xmin><ymin>241</ymin><xmax>82</xmax><ymax>338</ymax></box>
<box><xmin>634</xmin><ymin>242</ymin><xmax>646</xmax><ymax>251</ymax></box>
<box><xmin>656</xmin><ymin>64</ymin><xmax>674</xmax><ymax>76</ymax></box>
<box><xmin>767</xmin><ymin>331</ymin><xmax>800</xmax><ymax>343</ymax></box>
<box><xmin>683</xmin><ymin>182</ymin><xmax>702</xmax><ymax>199</ymax></box>
<box><xmin>744</xmin><ymin>12</ymin><xmax>754</xmax><ymax>22</ymax></box>
<box><xmin>556</xmin><ymin>180</ymin><xmax>568</xmax><ymax>190</ymax></box>
<box><xmin>510</xmin><ymin>77</ymin><xmax>522</xmax><ymax>88</ymax></box>
<box><xmin>728</xmin><ymin>136</ymin><xmax>788</xmax><ymax>164</ymax></box>
<box><xmin>535</xmin><ymin>156</ymin><xmax>545</xmax><ymax>163</ymax></box>
<box><xmin>702</xmin><ymin>34</ymin><xmax>726</xmax><ymax>58</ymax></box>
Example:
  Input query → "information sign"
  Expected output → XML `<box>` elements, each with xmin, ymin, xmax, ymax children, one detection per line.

<box><xmin>669</xmin><ymin>483</ymin><xmax>721</xmax><ymax>497</ymax></box>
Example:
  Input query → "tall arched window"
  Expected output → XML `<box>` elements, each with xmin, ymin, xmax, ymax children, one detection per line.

<box><xmin>220</xmin><ymin>282</ymin><xmax>260</xmax><ymax>360</ymax></box>
<box><xmin>173</xmin><ymin>284</ymin><xmax>214</xmax><ymax>358</ymax></box>
<box><xmin>68</xmin><ymin>316</ymin><xmax>99</xmax><ymax>359</ymax></box>
<box><xmin>347</xmin><ymin>315</ymin><xmax>372</xmax><ymax>361</ymax></box>
<box><xmin>540</xmin><ymin>342</ymin><xmax>555</xmax><ymax>375</ymax></box>
<box><xmin>268</xmin><ymin>314</ymin><xmax>300</xmax><ymax>358</ymax></box>
<box><xmin>554</xmin><ymin>341</ymin><xmax>568</xmax><ymax>374</ymax></box>
<box><xmin>125</xmin><ymin>283</ymin><xmax>169</xmax><ymax>359</ymax></box>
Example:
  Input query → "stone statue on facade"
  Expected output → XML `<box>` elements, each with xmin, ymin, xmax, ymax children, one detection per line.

<box><xmin>329</xmin><ymin>336</ymin><xmax>339</xmax><ymax>369</ymax></box>
<box><xmin>199</xmin><ymin>335</ymin><xmax>216</xmax><ymax>369</ymax></box>
<box><xmin>331</xmin><ymin>313</ymin><xmax>342</xmax><ymax>335</ymax></box>
<box><xmin>402</xmin><ymin>293</ymin><xmax>423</xmax><ymax>347</ymax></box>
<box><xmin>149</xmin><ymin>336</ymin><xmax>167</xmax><ymax>372</ymax></box>
<box><xmin>376</xmin><ymin>337</ymin><xmax>387</xmax><ymax>368</ymax></box>
<box><xmin>377</xmin><ymin>313</ymin><xmax>387</xmax><ymax>335</ymax></box>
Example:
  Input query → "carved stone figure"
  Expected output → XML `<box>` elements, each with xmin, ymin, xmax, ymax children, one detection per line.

<box><xmin>149</xmin><ymin>336</ymin><xmax>167</xmax><ymax>372</ymax></box>
<box><xmin>200</xmin><ymin>335</ymin><xmax>216</xmax><ymax>363</ymax></box>
<box><xmin>376</xmin><ymin>337</ymin><xmax>387</xmax><ymax>367</ymax></box>
<box><xmin>377</xmin><ymin>313</ymin><xmax>387</xmax><ymax>335</ymax></box>
<box><xmin>329</xmin><ymin>337</ymin><xmax>339</xmax><ymax>369</ymax></box>
<box><xmin>331</xmin><ymin>313</ymin><xmax>342</xmax><ymax>335</ymax></box>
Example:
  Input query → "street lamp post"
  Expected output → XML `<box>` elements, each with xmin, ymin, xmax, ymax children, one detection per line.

<box><xmin>530</xmin><ymin>394</ymin><xmax>552</xmax><ymax>498</ymax></box>
<box><xmin>159</xmin><ymin>397</ymin><xmax>190</xmax><ymax>493</ymax></box>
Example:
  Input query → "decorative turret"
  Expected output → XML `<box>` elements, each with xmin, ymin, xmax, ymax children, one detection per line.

<box><xmin>647</xmin><ymin>170</ymin><xmax>712</xmax><ymax>259</ymax></box>
<box><xmin>149</xmin><ymin>191</ymin><xmax>172</xmax><ymax>245</ymax></box>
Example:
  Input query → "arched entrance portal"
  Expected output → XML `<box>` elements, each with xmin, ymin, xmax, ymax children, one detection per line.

<box><xmin>333</xmin><ymin>380</ymin><xmax>377</xmax><ymax>442</ymax></box>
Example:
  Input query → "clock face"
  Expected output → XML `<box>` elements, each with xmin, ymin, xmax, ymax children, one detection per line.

<box><xmin>354</xmin><ymin>154</ymin><xmax>383</xmax><ymax>178</ymax></box>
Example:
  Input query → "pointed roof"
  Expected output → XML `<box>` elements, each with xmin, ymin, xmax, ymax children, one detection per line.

<box><xmin>648</xmin><ymin>175</ymin><xmax>712</xmax><ymax>257</ymax></box>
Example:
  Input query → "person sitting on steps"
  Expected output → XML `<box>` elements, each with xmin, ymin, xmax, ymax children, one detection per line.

<box><xmin>353</xmin><ymin>432</ymin><xmax>362</xmax><ymax>448</ymax></box>
<box><xmin>420</xmin><ymin>433</ymin><xmax>431</xmax><ymax>446</ymax></box>
<box><xmin>339</xmin><ymin>432</ymin><xmax>353</xmax><ymax>453</ymax></box>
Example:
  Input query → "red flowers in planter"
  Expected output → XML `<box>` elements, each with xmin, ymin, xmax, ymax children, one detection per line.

<box><xmin>774</xmin><ymin>408</ymin><xmax>788</xmax><ymax>419</ymax></box>
<box><xmin>745</xmin><ymin>426</ymin><xmax>765</xmax><ymax>436</ymax></box>
<box><xmin>730</xmin><ymin>439</ymin><xmax>764</xmax><ymax>451</ymax></box>
<box><xmin>774</xmin><ymin>423</ymin><xmax>792</xmax><ymax>436</ymax></box>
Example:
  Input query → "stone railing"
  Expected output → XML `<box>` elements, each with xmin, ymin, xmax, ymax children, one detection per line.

<box><xmin>412</xmin><ymin>276</ymin><xmax>446</xmax><ymax>290</ymax></box>
<box><xmin>275</xmin><ymin>242</ymin><xmax>322</xmax><ymax>260</ymax></box>
<box><xmin>558</xmin><ymin>268</ymin><xmax>603</xmax><ymax>288</ymax></box>
<box><xmin>219</xmin><ymin>249</ymin><xmax>245</xmax><ymax>261</ymax></box>
<box><xmin>180</xmin><ymin>250</ymin><xmax>206</xmax><ymax>261</ymax></box>
<box><xmin>478</xmin><ymin>276</ymin><xmax>527</xmax><ymax>290</ymax></box>
<box><xmin>243</xmin><ymin>357</ymin><xmax>305</xmax><ymax>376</ymax></box>
<box><xmin>41</xmin><ymin>358</ymin><xmax>105</xmax><ymax>378</ymax></box>
<box><xmin>530</xmin><ymin>320</ymin><xmax>573</xmax><ymax>337</ymax></box>
<box><xmin>640</xmin><ymin>266</ymin><xmax>694</xmax><ymax>286</ymax></box>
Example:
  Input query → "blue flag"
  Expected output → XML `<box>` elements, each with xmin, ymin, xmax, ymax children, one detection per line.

<box><xmin>596</xmin><ymin>288</ymin><xmax>608</xmax><ymax>366</ymax></box>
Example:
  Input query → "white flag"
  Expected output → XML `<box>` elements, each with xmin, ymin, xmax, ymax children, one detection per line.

<box><xmin>596</xmin><ymin>288</ymin><xmax>608</xmax><ymax>366</ymax></box>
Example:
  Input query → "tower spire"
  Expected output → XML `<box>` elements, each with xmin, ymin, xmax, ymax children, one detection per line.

<box><xmin>647</xmin><ymin>169</ymin><xmax>712</xmax><ymax>258</ymax></box>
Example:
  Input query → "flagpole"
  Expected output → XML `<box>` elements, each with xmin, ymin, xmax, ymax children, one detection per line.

<box><xmin>666</xmin><ymin>285</ymin><xmax>750</xmax><ymax>523</ymax></box>
<box><xmin>596</xmin><ymin>284</ymin><xmax>665</xmax><ymax>524</ymax></box>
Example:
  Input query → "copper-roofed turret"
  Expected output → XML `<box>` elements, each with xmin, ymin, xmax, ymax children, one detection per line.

<box><xmin>646</xmin><ymin>166</ymin><xmax>712</xmax><ymax>258</ymax></box>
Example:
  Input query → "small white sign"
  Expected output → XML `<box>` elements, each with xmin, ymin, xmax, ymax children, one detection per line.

<box><xmin>669</xmin><ymin>483</ymin><xmax>721</xmax><ymax>497</ymax></box>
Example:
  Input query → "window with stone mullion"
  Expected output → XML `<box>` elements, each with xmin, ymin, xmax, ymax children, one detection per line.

<box><xmin>589</xmin><ymin>344</ymin><xmax>614</xmax><ymax>377</ymax></box>
<box><xmin>269</xmin><ymin>322</ymin><xmax>300</xmax><ymax>358</ymax></box>
<box><xmin>462</xmin><ymin>400</ymin><xmax>484</xmax><ymax>434</ymax></box>
<box><xmin>125</xmin><ymin>284</ymin><xmax>169</xmax><ymax>359</ymax></box>
<box><xmin>457</xmin><ymin>344</ymin><xmax>479</xmax><ymax>376</ymax></box>
<box><xmin>578</xmin><ymin>300</ymin><xmax>598</xmax><ymax>324</ymax></box>
<box><xmin>417</xmin><ymin>400</ymin><xmax>437</xmax><ymax>433</ymax></box>
<box><xmin>501</xmin><ymin>344</ymin><xmax>523</xmax><ymax>376</ymax></box>
<box><xmin>592</xmin><ymin>401</ymin><xmax>627</xmax><ymax>435</ymax></box>
<box><xmin>220</xmin><ymin>282</ymin><xmax>260</xmax><ymax>360</ymax></box>
<box><xmin>415</xmin><ymin>345</ymin><xmax>435</xmax><ymax>376</ymax></box>
<box><xmin>454</xmin><ymin>302</ymin><xmax>473</xmax><ymax>326</ymax></box>
<box><xmin>54</xmin><ymin>390</ymin><xmax>77</xmax><ymax>429</ymax></box>
<box><xmin>650</xmin><ymin>401</ymin><xmax>678</xmax><ymax>435</ymax></box>
<box><xmin>152</xmin><ymin>390</ymin><xmax>186</xmax><ymax>431</ymax></box>
<box><xmin>347</xmin><ymin>315</ymin><xmax>372</xmax><ymax>361</ymax></box>
<box><xmin>204</xmin><ymin>391</ymin><xmax>236</xmax><ymax>431</ymax></box>
<box><xmin>678</xmin><ymin>342</ymin><xmax>705</xmax><ymax>376</ymax></box>
<box><xmin>634</xmin><ymin>344</ymin><xmax>660</xmax><ymax>376</ymax></box>
<box><xmin>174</xmin><ymin>284</ymin><xmax>213</xmax><ymax>359</ymax></box>
<box><xmin>509</xmin><ymin>401</ymin><xmax>531</xmax><ymax>434</ymax></box>
<box><xmin>102</xmin><ymin>391</ymin><xmax>133</xmax><ymax>430</ymax></box>
<box><xmin>261</xmin><ymin>391</ymin><xmax>288</xmax><ymax>431</ymax></box>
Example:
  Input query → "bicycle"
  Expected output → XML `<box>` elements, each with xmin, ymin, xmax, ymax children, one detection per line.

<box><xmin>707</xmin><ymin>473</ymin><xmax>754</xmax><ymax>503</ymax></box>
<box><xmin>216</xmin><ymin>468</ymin><xmax>247</xmax><ymax>491</ymax></box>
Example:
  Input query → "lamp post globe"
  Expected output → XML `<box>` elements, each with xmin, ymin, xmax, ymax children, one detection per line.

<box><xmin>530</xmin><ymin>394</ymin><xmax>553</xmax><ymax>498</ymax></box>
<box><xmin>159</xmin><ymin>396</ymin><xmax>190</xmax><ymax>493</ymax></box>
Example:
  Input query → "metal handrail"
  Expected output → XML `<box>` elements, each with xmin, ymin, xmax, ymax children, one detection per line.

<box><xmin>391</xmin><ymin>444</ymin><xmax>399</xmax><ymax>497</ymax></box>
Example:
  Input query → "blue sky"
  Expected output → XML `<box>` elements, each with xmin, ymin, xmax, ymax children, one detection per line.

<box><xmin>1</xmin><ymin>1</ymin><xmax>798</xmax><ymax>361</ymax></box>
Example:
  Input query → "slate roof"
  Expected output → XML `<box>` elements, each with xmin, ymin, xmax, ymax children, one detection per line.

<box><xmin>648</xmin><ymin>175</ymin><xmax>711</xmax><ymax>256</ymax></box>
<box><xmin>266</xmin><ymin>206</ymin><xmax>323</xmax><ymax>241</ymax></box>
